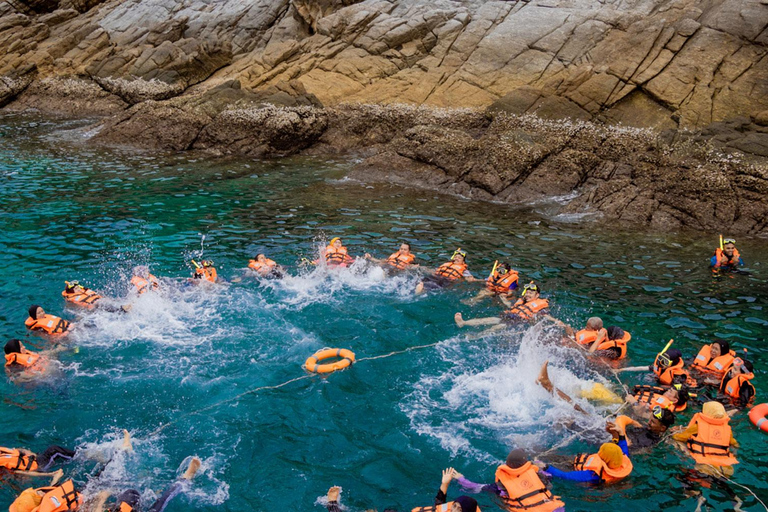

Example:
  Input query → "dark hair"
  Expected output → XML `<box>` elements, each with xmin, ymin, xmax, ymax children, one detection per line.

<box><xmin>28</xmin><ymin>305</ymin><xmax>41</xmax><ymax>319</ymax></box>
<box><xmin>659</xmin><ymin>409</ymin><xmax>676</xmax><ymax>428</ymax></box>
<box><xmin>497</xmin><ymin>262</ymin><xmax>510</xmax><ymax>271</ymax></box>
<box><xmin>664</xmin><ymin>348</ymin><xmax>683</xmax><ymax>366</ymax></box>
<box><xmin>743</xmin><ymin>359</ymin><xmax>754</xmax><ymax>373</ymax></box>
<box><xmin>675</xmin><ymin>388</ymin><xmax>689</xmax><ymax>407</ymax></box>
<box><xmin>255</xmin><ymin>254</ymin><xmax>264</xmax><ymax>260</ymax></box>
<box><xmin>400</xmin><ymin>242</ymin><xmax>410</xmax><ymax>249</ymax></box>
<box><xmin>4</xmin><ymin>339</ymin><xmax>22</xmax><ymax>355</ymax></box>
<box><xmin>713</xmin><ymin>339</ymin><xmax>730</xmax><ymax>354</ymax></box>
<box><xmin>606</xmin><ymin>326</ymin><xmax>625</xmax><ymax>340</ymax></box>
<box><xmin>454</xmin><ymin>496</ymin><xmax>478</xmax><ymax>512</ymax></box>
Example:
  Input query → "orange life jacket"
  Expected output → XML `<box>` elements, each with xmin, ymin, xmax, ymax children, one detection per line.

<box><xmin>685</xmin><ymin>413</ymin><xmax>739</xmax><ymax>466</ymax></box>
<box><xmin>325</xmin><ymin>246</ymin><xmax>353</xmax><ymax>267</ymax></box>
<box><xmin>594</xmin><ymin>331</ymin><xmax>631</xmax><ymax>359</ymax></box>
<box><xmin>713</xmin><ymin>248</ymin><xmax>741</xmax><ymax>268</ymax></box>
<box><xmin>575</xmin><ymin>328</ymin><xmax>605</xmax><ymax>346</ymax></box>
<box><xmin>632</xmin><ymin>386</ymin><xmax>686</xmax><ymax>412</ymax></box>
<box><xmin>434</xmin><ymin>261</ymin><xmax>468</xmax><ymax>281</ymax></box>
<box><xmin>486</xmin><ymin>269</ymin><xmax>519</xmax><ymax>294</ymax></box>
<box><xmin>386</xmin><ymin>252</ymin><xmax>415</xmax><ymax>270</ymax></box>
<box><xmin>25</xmin><ymin>315</ymin><xmax>70</xmax><ymax>335</ymax></box>
<box><xmin>248</xmin><ymin>258</ymin><xmax>277</xmax><ymax>275</ymax></box>
<box><xmin>411</xmin><ymin>502</ymin><xmax>482</xmax><ymax>512</ymax></box>
<box><xmin>0</xmin><ymin>447</ymin><xmax>38</xmax><ymax>471</ymax></box>
<box><xmin>61</xmin><ymin>288</ymin><xmax>102</xmax><ymax>308</ymax></box>
<box><xmin>573</xmin><ymin>451</ymin><xmax>632</xmax><ymax>484</ymax></box>
<box><xmin>720</xmin><ymin>372</ymin><xmax>755</xmax><ymax>401</ymax></box>
<box><xmin>5</xmin><ymin>351</ymin><xmax>41</xmax><ymax>369</ymax></box>
<box><xmin>691</xmin><ymin>345</ymin><xmax>735</xmax><ymax>375</ymax></box>
<box><xmin>194</xmin><ymin>266</ymin><xmax>217</xmax><ymax>283</ymax></box>
<box><xmin>494</xmin><ymin>462</ymin><xmax>564</xmax><ymax>511</ymax></box>
<box><xmin>131</xmin><ymin>274</ymin><xmax>159</xmax><ymax>294</ymax></box>
<box><xmin>118</xmin><ymin>502</ymin><xmax>134</xmax><ymax>512</ymax></box>
<box><xmin>10</xmin><ymin>480</ymin><xmax>82</xmax><ymax>512</ymax></box>
<box><xmin>506</xmin><ymin>298</ymin><xmax>550</xmax><ymax>321</ymax></box>
<box><xmin>652</xmin><ymin>357</ymin><xmax>693</xmax><ymax>386</ymax></box>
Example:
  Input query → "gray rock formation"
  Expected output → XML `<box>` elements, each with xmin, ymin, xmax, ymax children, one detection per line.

<box><xmin>1</xmin><ymin>0</ymin><xmax>767</xmax><ymax>233</ymax></box>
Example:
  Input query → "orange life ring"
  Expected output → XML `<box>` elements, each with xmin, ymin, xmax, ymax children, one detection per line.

<box><xmin>749</xmin><ymin>403</ymin><xmax>768</xmax><ymax>433</ymax></box>
<box><xmin>305</xmin><ymin>348</ymin><xmax>355</xmax><ymax>374</ymax></box>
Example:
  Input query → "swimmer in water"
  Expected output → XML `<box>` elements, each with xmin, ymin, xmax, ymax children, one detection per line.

<box><xmin>710</xmin><ymin>238</ymin><xmax>743</xmax><ymax>271</ymax></box>
<box><xmin>453</xmin><ymin>449</ymin><xmax>565</xmax><ymax>511</ymax></box>
<box><xmin>318</xmin><ymin>237</ymin><xmax>355</xmax><ymax>268</ymax></box>
<box><xmin>463</xmin><ymin>262</ymin><xmax>519</xmax><ymax>306</ymax></box>
<box><xmin>25</xmin><ymin>305</ymin><xmax>73</xmax><ymax>336</ymax></box>
<box><xmin>62</xmin><ymin>281</ymin><xmax>131</xmax><ymax>313</ymax></box>
<box><xmin>248</xmin><ymin>254</ymin><xmax>285</xmax><ymax>279</ymax></box>
<box><xmin>365</xmin><ymin>242</ymin><xmax>417</xmax><ymax>271</ymax></box>
<box><xmin>130</xmin><ymin>266</ymin><xmax>159</xmax><ymax>294</ymax></box>
<box><xmin>415</xmin><ymin>249</ymin><xmax>477</xmax><ymax>295</ymax></box>
<box><xmin>4</xmin><ymin>338</ymin><xmax>67</xmax><ymax>382</ymax></box>
<box><xmin>455</xmin><ymin>282</ymin><xmax>558</xmax><ymax>331</ymax></box>
<box><xmin>88</xmin><ymin>431</ymin><xmax>202</xmax><ymax>512</ymax></box>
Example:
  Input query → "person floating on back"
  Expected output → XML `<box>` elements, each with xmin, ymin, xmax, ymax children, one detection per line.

<box><xmin>9</xmin><ymin>478</ymin><xmax>82</xmax><ymax>512</ymax></box>
<box><xmin>248</xmin><ymin>254</ymin><xmax>284</xmax><ymax>279</ymax></box>
<box><xmin>690</xmin><ymin>339</ymin><xmax>736</xmax><ymax>381</ymax></box>
<box><xmin>320</xmin><ymin>237</ymin><xmax>355</xmax><ymax>268</ymax></box>
<box><xmin>710</xmin><ymin>237</ymin><xmax>743</xmax><ymax>271</ymax></box>
<box><xmin>191</xmin><ymin>259</ymin><xmax>218</xmax><ymax>283</ymax></box>
<box><xmin>415</xmin><ymin>249</ymin><xmax>477</xmax><ymax>295</ymax></box>
<box><xmin>626</xmin><ymin>383</ymin><xmax>689</xmax><ymax>413</ymax></box>
<box><xmin>0</xmin><ymin>440</ymin><xmax>74</xmax><ymax>481</ymax></box>
<box><xmin>130</xmin><ymin>266</ymin><xmax>159</xmax><ymax>295</ymax></box>
<box><xmin>4</xmin><ymin>338</ymin><xmax>66</xmax><ymax>380</ymax></box>
<box><xmin>366</xmin><ymin>242</ymin><xmax>417</xmax><ymax>271</ymax></box>
<box><xmin>62</xmin><ymin>281</ymin><xmax>131</xmax><ymax>313</ymax></box>
<box><xmin>464</xmin><ymin>261</ymin><xmax>519</xmax><ymax>305</ymax></box>
<box><xmin>455</xmin><ymin>282</ymin><xmax>552</xmax><ymax>330</ymax></box>
<box><xmin>718</xmin><ymin>357</ymin><xmax>755</xmax><ymax>408</ymax></box>
<box><xmin>25</xmin><ymin>305</ymin><xmax>72</xmax><ymax>337</ymax></box>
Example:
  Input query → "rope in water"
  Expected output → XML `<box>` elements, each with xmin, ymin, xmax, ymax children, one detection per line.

<box><xmin>717</xmin><ymin>472</ymin><xmax>768</xmax><ymax>511</ymax></box>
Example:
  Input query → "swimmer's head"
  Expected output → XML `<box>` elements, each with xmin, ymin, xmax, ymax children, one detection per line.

<box><xmin>28</xmin><ymin>305</ymin><xmax>43</xmax><ymax>320</ymax></box>
<box><xmin>711</xmin><ymin>339</ymin><xmax>729</xmax><ymax>358</ymax></box>
<box><xmin>649</xmin><ymin>406</ymin><xmax>675</xmax><ymax>432</ymax></box>
<box><xmin>586</xmin><ymin>317</ymin><xmax>603</xmax><ymax>330</ymax></box>
<box><xmin>452</xmin><ymin>496</ymin><xmax>478</xmax><ymax>512</ymax></box>
<box><xmin>606</xmin><ymin>326</ymin><xmax>625</xmax><ymax>341</ymax></box>
<box><xmin>505</xmin><ymin>448</ymin><xmax>527</xmax><ymax>469</ymax></box>
<box><xmin>4</xmin><ymin>339</ymin><xmax>22</xmax><ymax>355</ymax></box>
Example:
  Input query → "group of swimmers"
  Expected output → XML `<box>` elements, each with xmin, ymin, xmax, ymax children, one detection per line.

<box><xmin>3</xmin><ymin>235</ymin><xmax>756</xmax><ymax>511</ymax></box>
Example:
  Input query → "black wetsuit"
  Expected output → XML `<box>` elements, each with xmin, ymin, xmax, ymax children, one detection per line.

<box><xmin>112</xmin><ymin>481</ymin><xmax>187</xmax><ymax>512</ymax></box>
<box><xmin>626</xmin><ymin>428</ymin><xmax>665</xmax><ymax>451</ymax></box>
<box><xmin>36</xmin><ymin>445</ymin><xmax>76</xmax><ymax>470</ymax></box>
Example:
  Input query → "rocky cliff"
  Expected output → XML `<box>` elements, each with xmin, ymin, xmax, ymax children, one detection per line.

<box><xmin>1</xmin><ymin>0</ymin><xmax>767</xmax><ymax>233</ymax></box>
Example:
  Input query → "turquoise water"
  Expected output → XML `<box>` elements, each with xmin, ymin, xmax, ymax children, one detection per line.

<box><xmin>0</xmin><ymin>112</ymin><xmax>766</xmax><ymax>511</ymax></box>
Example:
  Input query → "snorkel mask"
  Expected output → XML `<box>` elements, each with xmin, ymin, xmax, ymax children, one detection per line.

<box><xmin>521</xmin><ymin>282</ymin><xmax>539</xmax><ymax>297</ymax></box>
<box><xmin>451</xmin><ymin>248</ymin><xmax>467</xmax><ymax>260</ymax></box>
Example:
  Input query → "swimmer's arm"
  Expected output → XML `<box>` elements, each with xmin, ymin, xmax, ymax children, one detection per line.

<box><xmin>41</xmin><ymin>345</ymin><xmax>67</xmax><ymax>356</ymax></box>
<box><xmin>499</xmin><ymin>295</ymin><xmax>513</xmax><ymax>308</ymax></box>
<box><xmin>616</xmin><ymin>366</ymin><xmax>651</xmax><ymax>373</ymax></box>
<box><xmin>618</xmin><ymin>437</ymin><xmax>630</xmax><ymax>458</ymax></box>
<box><xmin>454</xmin><ymin>476</ymin><xmax>497</xmax><ymax>495</ymax></box>
<box><xmin>709</xmin><ymin>256</ymin><xmax>718</xmax><ymax>268</ymax></box>
<box><xmin>671</xmin><ymin>423</ymin><xmax>697</xmax><ymax>442</ymax></box>
<box><xmin>545</xmin><ymin>466</ymin><xmax>601</xmax><ymax>483</ymax></box>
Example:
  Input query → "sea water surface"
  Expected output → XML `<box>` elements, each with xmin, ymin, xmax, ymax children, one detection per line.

<box><xmin>0</xmin><ymin>112</ymin><xmax>766</xmax><ymax>511</ymax></box>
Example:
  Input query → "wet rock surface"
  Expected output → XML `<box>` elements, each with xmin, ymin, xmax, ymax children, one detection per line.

<box><xmin>1</xmin><ymin>0</ymin><xmax>767</xmax><ymax>233</ymax></box>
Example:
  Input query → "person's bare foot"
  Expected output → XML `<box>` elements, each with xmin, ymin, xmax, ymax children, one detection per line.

<box><xmin>454</xmin><ymin>312</ymin><xmax>465</xmax><ymax>327</ymax></box>
<box><xmin>183</xmin><ymin>457</ymin><xmax>201</xmax><ymax>480</ymax></box>
<box><xmin>415</xmin><ymin>282</ymin><xmax>424</xmax><ymax>295</ymax></box>
<box><xmin>536</xmin><ymin>361</ymin><xmax>552</xmax><ymax>389</ymax></box>
<box><xmin>49</xmin><ymin>468</ymin><xmax>64</xmax><ymax>486</ymax></box>
<box><xmin>327</xmin><ymin>486</ymin><xmax>341</xmax><ymax>502</ymax></box>
<box><xmin>694</xmin><ymin>495</ymin><xmax>706</xmax><ymax>512</ymax></box>
<box><xmin>122</xmin><ymin>429</ymin><xmax>133</xmax><ymax>451</ymax></box>
<box><xmin>120</xmin><ymin>304</ymin><xmax>132</xmax><ymax>313</ymax></box>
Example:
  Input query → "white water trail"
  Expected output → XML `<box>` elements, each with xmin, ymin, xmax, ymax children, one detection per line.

<box><xmin>404</xmin><ymin>322</ymin><xmax>614</xmax><ymax>464</ymax></box>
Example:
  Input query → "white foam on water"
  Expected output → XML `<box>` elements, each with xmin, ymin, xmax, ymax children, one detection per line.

<box><xmin>257</xmin><ymin>243</ymin><xmax>423</xmax><ymax>309</ymax></box>
<box><xmin>403</xmin><ymin>322</ymin><xmax>612</xmax><ymax>463</ymax></box>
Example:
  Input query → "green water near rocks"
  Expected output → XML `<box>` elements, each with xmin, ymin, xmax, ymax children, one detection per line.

<box><xmin>0</xmin><ymin>112</ymin><xmax>766</xmax><ymax>511</ymax></box>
